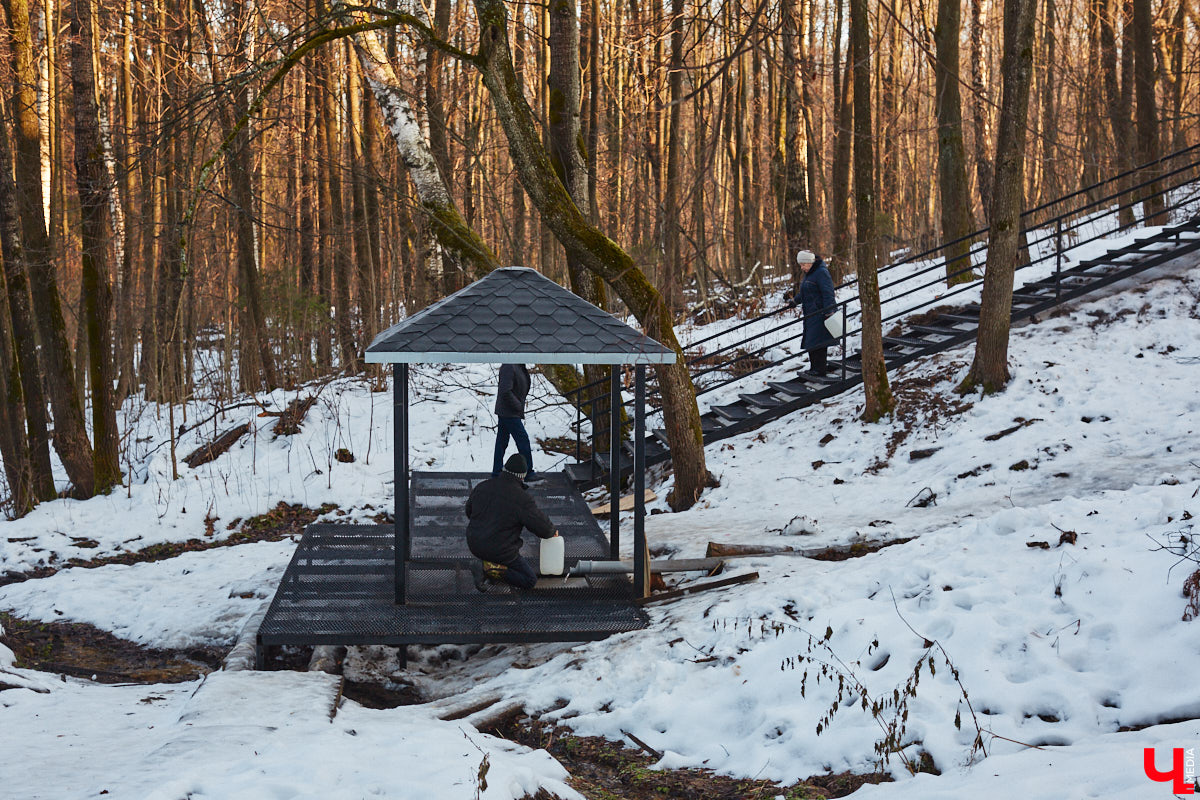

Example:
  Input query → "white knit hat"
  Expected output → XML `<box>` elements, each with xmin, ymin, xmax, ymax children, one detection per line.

<box><xmin>796</xmin><ymin>250</ymin><xmax>816</xmax><ymax>265</ymax></box>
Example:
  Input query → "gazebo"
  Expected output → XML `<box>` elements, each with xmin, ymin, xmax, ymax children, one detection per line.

<box><xmin>255</xmin><ymin>268</ymin><xmax>676</xmax><ymax>664</ymax></box>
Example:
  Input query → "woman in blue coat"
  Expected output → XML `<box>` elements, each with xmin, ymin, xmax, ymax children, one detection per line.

<box><xmin>787</xmin><ymin>250</ymin><xmax>837</xmax><ymax>375</ymax></box>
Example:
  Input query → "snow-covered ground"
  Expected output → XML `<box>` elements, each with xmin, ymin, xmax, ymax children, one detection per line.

<box><xmin>2</xmin><ymin>249</ymin><xmax>1199</xmax><ymax>799</ymax></box>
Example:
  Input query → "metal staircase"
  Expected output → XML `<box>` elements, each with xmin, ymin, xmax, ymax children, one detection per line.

<box><xmin>566</xmin><ymin>146</ymin><xmax>1200</xmax><ymax>487</ymax></box>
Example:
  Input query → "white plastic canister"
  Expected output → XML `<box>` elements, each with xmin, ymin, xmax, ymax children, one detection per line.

<box><xmin>539</xmin><ymin>535</ymin><xmax>565</xmax><ymax>576</ymax></box>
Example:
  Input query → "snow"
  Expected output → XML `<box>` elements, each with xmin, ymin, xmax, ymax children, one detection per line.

<box><xmin>1</xmin><ymin>245</ymin><xmax>1199</xmax><ymax>798</ymax></box>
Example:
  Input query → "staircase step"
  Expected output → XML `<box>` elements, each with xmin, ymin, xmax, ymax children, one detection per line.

<box><xmin>652</xmin><ymin>428</ymin><xmax>671</xmax><ymax>448</ymax></box>
<box><xmin>908</xmin><ymin>323</ymin><xmax>966</xmax><ymax>337</ymax></box>
<box><xmin>766</xmin><ymin>379</ymin><xmax>816</xmax><ymax>397</ymax></box>
<box><xmin>938</xmin><ymin>314</ymin><xmax>981</xmax><ymax>325</ymax></box>
<box><xmin>699</xmin><ymin>413</ymin><xmax>722</xmax><ymax>433</ymax></box>
<box><xmin>1026</xmin><ymin>274</ymin><xmax>1099</xmax><ymax>290</ymax></box>
<box><xmin>565</xmin><ymin>461</ymin><xmax>599</xmax><ymax>483</ymax></box>
<box><xmin>883</xmin><ymin>335</ymin><xmax>934</xmax><ymax>350</ymax></box>
<box><xmin>739</xmin><ymin>391</ymin><xmax>787</xmax><ymax>410</ymax></box>
<box><xmin>596</xmin><ymin>449</ymin><xmax>633</xmax><ymax>473</ymax></box>
<box><xmin>711</xmin><ymin>403</ymin><xmax>754</xmax><ymax>423</ymax></box>
<box><xmin>641</xmin><ymin>437</ymin><xmax>668</xmax><ymax>461</ymax></box>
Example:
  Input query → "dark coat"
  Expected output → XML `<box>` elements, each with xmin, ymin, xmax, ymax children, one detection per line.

<box><xmin>495</xmin><ymin>364</ymin><xmax>531</xmax><ymax>419</ymax></box>
<box><xmin>797</xmin><ymin>259</ymin><xmax>837</xmax><ymax>350</ymax></box>
<box><xmin>465</xmin><ymin>473</ymin><xmax>556</xmax><ymax>563</ymax></box>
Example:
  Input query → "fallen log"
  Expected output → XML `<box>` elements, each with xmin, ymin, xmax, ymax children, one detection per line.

<box><xmin>268</xmin><ymin>395</ymin><xmax>318</xmax><ymax>436</ymax></box>
<box><xmin>705</xmin><ymin>538</ymin><xmax>914</xmax><ymax>562</ymax></box>
<box><xmin>706</xmin><ymin>542</ymin><xmax>796</xmax><ymax>558</ymax></box>
<box><xmin>183</xmin><ymin>422</ymin><xmax>251</xmax><ymax>469</ymax></box>
<box><xmin>637</xmin><ymin>571</ymin><xmax>759</xmax><ymax>606</ymax></box>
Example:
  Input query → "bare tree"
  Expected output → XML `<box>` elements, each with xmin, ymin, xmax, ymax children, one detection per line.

<box><xmin>851</xmin><ymin>0</ymin><xmax>893</xmax><ymax>421</ymax></box>
<box><xmin>961</xmin><ymin>0</ymin><xmax>1039</xmax><ymax>393</ymax></box>
<box><xmin>3</xmin><ymin>0</ymin><xmax>95</xmax><ymax>496</ymax></box>
<box><xmin>69</xmin><ymin>0</ymin><xmax>121</xmax><ymax>491</ymax></box>
<box><xmin>934</xmin><ymin>0</ymin><xmax>978</xmax><ymax>286</ymax></box>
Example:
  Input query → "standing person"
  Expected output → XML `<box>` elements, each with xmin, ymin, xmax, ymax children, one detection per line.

<box><xmin>788</xmin><ymin>250</ymin><xmax>838</xmax><ymax>375</ymax></box>
<box><xmin>492</xmin><ymin>362</ymin><xmax>542</xmax><ymax>482</ymax></box>
<box><xmin>466</xmin><ymin>454</ymin><xmax>560</xmax><ymax>591</ymax></box>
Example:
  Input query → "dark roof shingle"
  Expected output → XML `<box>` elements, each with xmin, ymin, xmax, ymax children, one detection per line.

<box><xmin>365</xmin><ymin>267</ymin><xmax>676</xmax><ymax>364</ymax></box>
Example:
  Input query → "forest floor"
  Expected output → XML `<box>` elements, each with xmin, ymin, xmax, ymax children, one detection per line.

<box><xmin>2</xmin><ymin>249</ymin><xmax>1200</xmax><ymax>798</ymax></box>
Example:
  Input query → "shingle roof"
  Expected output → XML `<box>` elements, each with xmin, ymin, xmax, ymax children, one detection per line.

<box><xmin>365</xmin><ymin>267</ymin><xmax>677</xmax><ymax>364</ymax></box>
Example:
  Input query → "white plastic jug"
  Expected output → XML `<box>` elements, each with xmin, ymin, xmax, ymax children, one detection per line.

<box><xmin>539</xmin><ymin>535</ymin><xmax>565</xmax><ymax>576</ymax></box>
<box><xmin>824</xmin><ymin>313</ymin><xmax>844</xmax><ymax>339</ymax></box>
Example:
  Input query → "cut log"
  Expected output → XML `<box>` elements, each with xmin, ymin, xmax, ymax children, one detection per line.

<box><xmin>705</xmin><ymin>538</ymin><xmax>914</xmax><ymax>561</ymax></box>
<box><xmin>183</xmin><ymin>422</ymin><xmax>250</xmax><ymax>469</ymax></box>
<box><xmin>706</xmin><ymin>542</ymin><xmax>796</xmax><ymax>558</ymax></box>
<box><xmin>637</xmin><ymin>571</ymin><xmax>759</xmax><ymax>606</ymax></box>
<box><xmin>589</xmin><ymin>488</ymin><xmax>657</xmax><ymax>515</ymax></box>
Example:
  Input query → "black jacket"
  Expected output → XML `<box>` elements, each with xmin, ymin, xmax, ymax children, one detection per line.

<box><xmin>495</xmin><ymin>364</ymin><xmax>531</xmax><ymax>419</ymax></box>
<box><xmin>465</xmin><ymin>473</ymin><xmax>556</xmax><ymax>563</ymax></box>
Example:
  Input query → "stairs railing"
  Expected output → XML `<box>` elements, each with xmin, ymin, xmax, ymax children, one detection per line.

<box><xmin>567</xmin><ymin>144</ymin><xmax>1200</xmax><ymax>474</ymax></box>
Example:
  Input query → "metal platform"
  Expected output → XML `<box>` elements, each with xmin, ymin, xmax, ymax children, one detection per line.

<box><xmin>257</xmin><ymin>472</ymin><xmax>647</xmax><ymax>653</ymax></box>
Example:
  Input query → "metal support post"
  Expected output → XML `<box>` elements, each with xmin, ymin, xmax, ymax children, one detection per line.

<box><xmin>633</xmin><ymin>366</ymin><xmax>647</xmax><ymax>598</ymax></box>
<box><xmin>609</xmin><ymin>366</ymin><xmax>621</xmax><ymax>559</ymax></box>
<box><xmin>394</xmin><ymin>363</ymin><xmax>410</xmax><ymax>605</ymax></box>
<box><xmin>1055</xmin><ymin>218</ymin><xmax>1063</xmax><ymax>302</ymax></box>
<box><xmin>840</xmin><ymin>302</ymin><xmax>848</xmax><ymax>381</ymax></box>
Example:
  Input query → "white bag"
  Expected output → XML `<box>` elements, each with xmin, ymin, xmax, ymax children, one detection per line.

<box><xmin>824</xmin><ymin>313</ymin><xmax>844</xmax><ymax>339</ymax></box>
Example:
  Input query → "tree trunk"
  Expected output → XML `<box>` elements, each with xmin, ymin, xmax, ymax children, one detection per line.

<box><xmin>962</xmin><ymin>0</ymin><xmax>1038</xmax><ymax>394</ymax></box>
<box><xmin>548</xmin><ymin>0</ymin><xmax>606</xmax><ymax>310</ymax></box>
<box><xmin>851</xmin><ymin>0</ymin><xmax>893</xmax><ymax>422</ymax></box>
<box><xmin>114</xmin><ymin>0</ymin><xmax>138</xmax><ymax>399</ymax></box>
<box><xmin>473</xmin><ymin>0</ymin><xmax>709</xmax><ymax>509</ymax></box>
<box><xmin>1132</xmin><ymin>0</ymin><xmax>1165</xmax><ymax>223</ymax></box>
<box><xmin>781</xmin><ymin>0</ymin><xmax>811</xmax><ymax>291</ymax></box>
<box><xmin>934</xmin><ymin>0</ymin><xmax>977</xmax><ymax>286</ymax></box>
<box><xmin>320</xmin><ymin>56</ymin><xmax>360</xmax><ymax>372</ymax></box>
<box><xmin>661</xmin><ymin>0</ymin><xmax>685</xmax><ymax>310</ymax></box>
<box><xmin>1100</xmin><ymin>0</ymin><xmax>1136</xmax><ymax>226</ymax></box>
<box><xmin>969</xmin><ymin>0</ymin><xmax>993</xmax><ymax>220</ymax></box>
<box><xmin>69</xmin><ymin>0</ymin><xmax>121</xmax><ymax>491</ymax></box>
<box><xmin>0</xmin><ymin>107</ymin><xmax>54</xmax><ymax>506</ymax></box>
<box><xmin>4</xmin><ymin>0</ymin><xmax>95</xmax><ymax>496</ymax></box>
<box><xmin>830</xmin><ymin>0</ymin><xmax>853</xmax><ymax>281</ymax></box>
<box><xmin>0</xmin><ymin>261</ymin><xmax>32</xmax><ymax>515</ymax></box>
<box><xmin>348</xmin><ymin>49</ymin><xmax>378</xmax><ymax>347</ymax></box>
<box><xmin>1039</xmin><ymin>0</ymin><xmax>1061</xmax><ymax>205</ymax></box>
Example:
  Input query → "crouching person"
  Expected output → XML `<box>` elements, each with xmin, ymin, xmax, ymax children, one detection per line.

<box><xmin>466</xmin><ymin>454</ymin><xmax>559</xmax><ymax>591</ymax></box>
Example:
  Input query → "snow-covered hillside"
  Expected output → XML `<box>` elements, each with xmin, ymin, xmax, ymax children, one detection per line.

<box><xmin>2</xmin><ymin>253</ymin><xmax>1199</xmax><ymax>799</ymax></box>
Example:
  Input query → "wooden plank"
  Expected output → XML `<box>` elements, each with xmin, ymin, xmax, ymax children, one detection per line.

<box><xmin>637</xmin><ymin>571</ymin><xmax>759</xmax><ymax>606</ymax></box>
<box><xmin>589</xmin><ymin>488</ymin><xmax>656</xmax><ymax>515</ymax></box>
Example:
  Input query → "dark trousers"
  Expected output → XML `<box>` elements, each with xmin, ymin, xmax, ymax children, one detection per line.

<box><xmin>492</xmin><ymin>416</ymin><xmax>534</xmax><ymax>476</ymax></box>
<box><xmin>495</xmin><ymin>554</ymin><xmax>538</xmax><ymax>589</ymax></box>
<box><xmin>810</xmin><ymin>346</ymin><xmax>829</xmax><ymax>375</ymax></box>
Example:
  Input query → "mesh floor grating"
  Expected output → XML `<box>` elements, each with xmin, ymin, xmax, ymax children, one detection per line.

<box><xmin>258</xmin><ymin>472</ymin><xmax>647</xmax><ymax>647</ymax></box>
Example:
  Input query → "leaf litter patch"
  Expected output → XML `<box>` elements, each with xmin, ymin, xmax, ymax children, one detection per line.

<box><xmin>494</xmin><ymin>715</ymin><xmax>891</xmax><ymax>800</ymax></box>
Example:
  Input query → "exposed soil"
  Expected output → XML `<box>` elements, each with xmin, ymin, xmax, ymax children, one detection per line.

<box><xmin>0</xmin><ymin>501</ymin><xmax>337</xmax><ymax>589</ymax></box>
<box><xmin>0</xmin><ymin>612</ymin><xmax>221</xmax><ymax>684</ymax></box>
<box><xmin>493</xmin><ymin>715</ymin><xmax>892</xmax><ymax>800</ymax></box>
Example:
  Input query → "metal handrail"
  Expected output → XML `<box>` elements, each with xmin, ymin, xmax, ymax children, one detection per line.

<box><xmin>570</xmin><ymin>145</ymin><xmax>1200</xmax><ymax>456</ymax></box>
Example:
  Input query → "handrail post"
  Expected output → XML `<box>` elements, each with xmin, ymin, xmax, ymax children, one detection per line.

<box><xmin>633</xmin><ymin>365</ymin><xmax>647</xmax><ymax>598</ymax></box>
<box><xmin>574</xmin><ymin>383</ymin><xmax>581</xmax><ymax>465</ymax></box>
<box><xmin>1055</xmin><ymin>218</ymin><xmax>1063</xmax><ymax>302</ymax></box>
<box><xmin>840</xmin><ymin>302</ymin><xmax>847</xmax><ymax>382</ymax></box>
<box><xmin>609</xmin><ymin>366</ymin><xmax>620</xmax><ymax>559</ymax></box>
